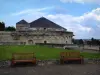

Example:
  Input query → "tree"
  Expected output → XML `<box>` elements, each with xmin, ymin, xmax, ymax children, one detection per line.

<box><xmin>91</xmin><ymin>37</ymin><xmax>97</xmax><ymax>45</ymax></box>
<box><xmin>0</xmin><ymin>22</ymin><xmax>5</xmax><ymax>31</ymax></box>
<box><xmin>72</xmin><ymin>39</ymin><xmax>76</xmax><ymax>44</ymax></box>
<box><xmin>91</xmin><ymin>38</ymin><xmax>99</xmax><ymax>46</ymax></box>
<box><xmin>79</xmin><ymin>39</ymin><xmax>84</xmax><ymax>45</ymax></box>
<box><xmin>98</xmin><ymin>41</ymin><xmax>100</xmax><ymax>46</ymax></box>
<box><xmin>72</xmin><ymin>39</ymin><xmax>79</xmax><ymax>44</ymax></box>
<box><xmin>91</xmin><ymin>37</ymin><xmax>94</xmax><ymax>41</ymax></box>
<box><xmin>5</xmin><ymin>26</ymin><xmax>16</xmax><ymax>31</ymax></box>
<box><xmin>87</xmin><ymin>41</ymin><xmax>92</xmax><ymax>46</ymax></box>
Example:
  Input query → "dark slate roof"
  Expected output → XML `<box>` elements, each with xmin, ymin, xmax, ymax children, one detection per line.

<box><xmin>16</xmin><ymin>20</ymin><xmax>28</xmax><ymax>24</ymax></box>
<box><xmin>30</xmin><ymin>17</ymin><xmax>66</xmax><ymax>29</ymax></box>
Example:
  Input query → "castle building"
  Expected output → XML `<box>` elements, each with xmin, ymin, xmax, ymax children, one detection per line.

<box><xmin>0</xmin><ymin>17</ymin><xmax>74</xmax><ymax>45</ymax></box>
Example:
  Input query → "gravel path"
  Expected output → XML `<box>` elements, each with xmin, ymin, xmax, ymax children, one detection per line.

<box><xmin>0</xmin><ymin>64</ymin><xmax>100</xmax><ymax>75</ymax></box>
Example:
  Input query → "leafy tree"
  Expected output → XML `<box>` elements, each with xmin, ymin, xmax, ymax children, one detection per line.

<box><xmin>5</xmin><ymin>26</ymin><xmax>16</xmax><ymax>31</ymax></box>
<box><xmin>98</xmin><ymin>41</ymin><xmax>100</xmax><ymax>46</ymax></box>
<box><xmin>91</xmin><ymin>37</ymin><xmax>94</xmax><ymax>41</ymax></box>
<box><xmin>0</xmin><ymin>22</ymin><xmax>5</xmax><ymax>31</ymax></box>
<box><xmin>91</xmin><ymin>38</ymin><xmax>99</xmax><ymax>46</ymax></box>
<box><xmin>72</xmin><ymin>39</ymin><xmax>79</xmax><ymax>45</ymax></box>
<box><xmin>72</xmin><ymin>39</ymin><xmax>76</xmax><ymax>44</ymax></box>
<box><xmin>87</xmin><ymin>41</ymin><xmax>92</xmax><ymax>46</ymax></box>
<box><xmin>79</xmin><ymin>39</ymin><xmax>84</xmax><ymax>45</ymax></box>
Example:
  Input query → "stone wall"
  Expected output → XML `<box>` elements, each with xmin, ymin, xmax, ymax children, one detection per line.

<box><xmin>0</xmin><ymin>59</ymin><xmax>100</xmax><ymax>68</ymax></box>
<box><xmin>16</xmin><ymin>24</ymin><xmax>30</xmax><ymax>31</ymax></box>
<box><xmin>29</xmin><ymin>28</ymin><xmax>67</xmax><ymax>31</ymax></box>
<box><xmin>0</xmin><ymin>31</ymin><xmax>73</xmax><ymax>45</ymax></box>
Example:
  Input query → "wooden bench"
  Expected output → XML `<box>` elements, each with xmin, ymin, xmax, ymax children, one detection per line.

<box><xmin>60</xmin><ymin>52</ymin><xmax>84</xmax><ymax>64</ymax></box>
<box><xmin>11</xmin><ymin>53</ymin><xmax>37</xmax><ymax>66</ymax></box>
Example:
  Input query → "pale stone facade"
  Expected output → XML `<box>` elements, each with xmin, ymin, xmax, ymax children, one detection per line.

<box><xmin>0</xmin><ymin>31</ymin><xmax>73</xmax><ymax>45</ymax></box>
<box><xmin>0</xmin><ymin>17</ymin><xmax>74</xmax><ymax>45</ymax></box>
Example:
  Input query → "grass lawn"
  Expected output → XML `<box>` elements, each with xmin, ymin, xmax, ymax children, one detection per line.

<box><xmin>0</xmin><ymin>45</ymin><xmax>100</xmax><ymax>60</ymax></box>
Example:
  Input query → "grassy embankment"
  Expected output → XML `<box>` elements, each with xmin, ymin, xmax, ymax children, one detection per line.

<box><xmin>0</xmin><ymin>45</ymin><xmax>100</xmax><ymax>60</ymax></box>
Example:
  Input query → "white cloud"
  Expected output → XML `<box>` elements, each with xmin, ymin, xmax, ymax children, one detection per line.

<box><xmin>60</xmin><ymin>0</ymin><xmax>100</xmax><ymax>4</ymax></box>
<box><xmin>46</xmin><ymin>8</ymin><xmax>100</xmax><ymax>38</ymax></box>
<box><xmin>46</xmin><ymin>14</ymin><xmax>92</xmax><ymax>39</ymax></box>
<box><xmin>11</xmin><ymin>7</ymin><xmax>54</xmax><ymax>16</ymax></box>
<box><xmin>9</xmin><ymin>7</ymin><xmax>100</xmax><ymax>39</ymax></box>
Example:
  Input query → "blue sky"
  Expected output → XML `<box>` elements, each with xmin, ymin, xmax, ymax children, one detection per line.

<box><xmin>0</xmin><ymin>0</ymin><xmax>100</xmax><ymax>39</ymax></box>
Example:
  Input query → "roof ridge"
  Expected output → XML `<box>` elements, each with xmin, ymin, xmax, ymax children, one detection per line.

<box><xmin>16</xmin><ymin>19</ymin><xmax>28</xmax><ymax>24</ymax></box>
<box><xmin>30</xmin><ymin>17</ymin><xmax>66</xmax><ymax>29</ymax></box>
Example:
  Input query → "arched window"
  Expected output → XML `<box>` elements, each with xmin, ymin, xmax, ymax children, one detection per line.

<box><xmin>44</xmin><ymin>41</ymin><xmax>47</xmax><ymax>44</ymax></box>
<box><xmin>28</xmin><ymin>40</ymin><xmax>33</xmax><ymax>44</ymax></box>
<box><xmin>66</xmin><ymin>41</ymin><xmax>67</xmax><ymax>44</ymax></box>
<box><xmin>66</xmin><ymin>36</ymin><xmax>68</xmax><ymax>39</ymax></box>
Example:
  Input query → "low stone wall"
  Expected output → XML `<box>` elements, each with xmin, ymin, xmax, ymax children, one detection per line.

<box><xmin>84</xmin><ymin>58</ymin><xmax>100</xmax><ymax>64</ymax></box>
<box><xmin>0</xmin><ymin>60</ymin><xmax>59</xmax><ymax>68</ymax></box>
<box><xmin>0</xmin><ymin>60</ymin><xmax>11</xmax><ymax>68</ymax></box>
<box><xmin>37</xmin><ymin>60</ymin><xmax>60</xmax><ymax>66</ymax></box>
<box><xmin>0</xmin><ymin>42</ymin><xmax>21</xmax><ymax>45</ymax></box>
<box><xmin>80</xmin><ymin>45</ymin><xmax>99</xmax><ymax>51</ymax></box>
<box><xmin>0</xmin><ymin>59</ymin><xmax>100</xmax><ymax>68</ymax></box>
<box><xmin>37</xmin><ymin>59</ymin><xmax>100</xmax><ymax>65</ymax></box>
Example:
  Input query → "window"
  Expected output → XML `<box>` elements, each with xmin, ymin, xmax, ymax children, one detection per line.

<box><xmin>44</xmin><ymin>28</ymin><xmax>46</xmax><ymax>30</ymax></box>
<box><xmin>44</xmin><ymin>41</ymin><xmax>47</xmax><ymax>44</ymax></box>
<box><xmin>28</xmin><ymin>40</ymin><xmax>33</xmax><ymax>44</ymax></box>
<box><xmin>66</xmin><ymin>36</ymin><xmax>68</xmax><ymax>39</ymax></box>
<box><xmin>66</xmin><ymin>41</ymin><xmax>67</xmax><ymax>44</ymax></box>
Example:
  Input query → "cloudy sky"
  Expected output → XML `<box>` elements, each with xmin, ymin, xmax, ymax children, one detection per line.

<box><xmin>0</xmin><ymin>0</ymin><xmax>100</xmax><ymax>39</ymax></box>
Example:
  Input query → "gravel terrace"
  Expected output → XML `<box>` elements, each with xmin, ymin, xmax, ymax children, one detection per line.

<box><xmin>0</xmin><ymin>64</ymin><xmax>100</xmax><ymax>75</ymax></box>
